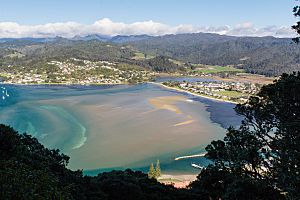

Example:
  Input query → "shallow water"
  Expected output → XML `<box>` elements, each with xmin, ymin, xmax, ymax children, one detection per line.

<box><xmin>0</xmin><ymin>83</ymin><xmax>242</xmax><ymax>175</ymax></box>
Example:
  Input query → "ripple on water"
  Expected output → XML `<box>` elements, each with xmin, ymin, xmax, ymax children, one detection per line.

<box><xmin>40</xmin><ymin>105</ymin><xmax>87</xmax><ymax>150</ymax></box>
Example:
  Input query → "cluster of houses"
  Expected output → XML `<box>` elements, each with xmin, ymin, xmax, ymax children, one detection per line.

<box><xmin>3</xmin><ymin>58</ymin><xmax>155</xmax><ymax>85</ymax></box>
<box><xmin>164</xmin><ymin>81</ymin><xmax>261</xmax><ymax>103</ymax></box>
<box><xmin>187</xmin><ymin>81</ymin><xmax>260</xmax><ymax>94</ymax></box>
<box><xmin>47</xmin><ymin>59</ymin><xmax>155</xmax><ymax>84</ymax></box>
<box><xmin>48</xmin><ymin>59</ymin><xmax>117</xmax><ymax>75</ymax></box>
<box><xmin>4</xmin><ymin>73</ymin><xmax>44</xmax><ymax>84</ymax></box>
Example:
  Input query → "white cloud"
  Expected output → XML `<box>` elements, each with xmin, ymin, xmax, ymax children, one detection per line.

<box><xmin>0</xmin><ymin>19</ymin><xmax>296</xmax><ymax>38</ymax></box>
<box><xmin>225</xmin><ymin>22</ymin><xmax>295</xmax><ymax>38</ymax></box>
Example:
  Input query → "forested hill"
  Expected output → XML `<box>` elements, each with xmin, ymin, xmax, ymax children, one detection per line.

<box><xmin>1</xmin><ymin>33</ymin><xmax>300</xmax><ymax>76</ymax></box>
<box><xmin>127</xmin><ymin>33</ymin><xmax>300</xmax><ymax>76</ymax></box>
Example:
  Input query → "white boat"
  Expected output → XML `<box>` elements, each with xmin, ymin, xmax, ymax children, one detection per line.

<box><xmin>191</xmin><ymin>163</ymin><xmax>203</xmax><ymax>169</ymax></box>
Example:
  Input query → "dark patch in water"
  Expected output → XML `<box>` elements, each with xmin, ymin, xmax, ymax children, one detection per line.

<box><xmin>151</xmin><ymin>83</ymin><xmax>243</xmax><ymax>129</ymax></box>
<box><xmin>191</xmin><ymin>97</ymin><xmax>243</xmax><ymax>129</ymax></box>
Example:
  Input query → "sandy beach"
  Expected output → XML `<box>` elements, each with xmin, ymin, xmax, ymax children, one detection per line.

<box><xmin>148</xmin><ymin>95</ymin><xmax>200</xmax><ymax>127</ymax></box>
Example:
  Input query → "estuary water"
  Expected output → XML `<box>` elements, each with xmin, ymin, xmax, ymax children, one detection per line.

<box><xmin>0</xmin><ymin>83</ymin><xmax>242</xmax><ymax>175</ymax></box>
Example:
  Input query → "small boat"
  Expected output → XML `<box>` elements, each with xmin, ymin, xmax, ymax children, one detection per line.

<box><xmin>191</xmin><ymin>163</ymin><xmax>203</xmax><ymax>169</ymax></box>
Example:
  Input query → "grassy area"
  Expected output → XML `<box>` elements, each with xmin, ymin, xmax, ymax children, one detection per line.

<box><xmin>5</xmin><ymin>52</ymin><xmax>25</xmax><ymax>58</ymax></box>
<box><xmin>169</xmin><ymin>59</ymin><xmax>184</xmax><ymax>66</ymax></box>
<box><xmin>192</xmin><ymin>64</ymin><xmax>244</xmax><ymax>74</ymax></box>
<box><xmin>132</xmin><ymin>52</ymin><xmax>155</xmax><ymax>60</ymax></box>
<box><xmin>132</xmin><ymin>52</ymin><xmax>145</xmax><ymax>60</ymax></box>
<box><xmin>216</xmin><ymin>90</ymin><xmax>244</xmax><ymax>98</ymax></box>
<box><xmin>0</xmin><ymin>73</ymin><xmax>10</xmax><ymax>78</ymax></box>
<box><xmin>115</xmin><ymin>63</ymin><xmax>145</xmax><ymax>71</ymax></box>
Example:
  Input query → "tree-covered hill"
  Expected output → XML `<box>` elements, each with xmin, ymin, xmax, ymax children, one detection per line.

<box><xmin>0</xmin><ymin>39</ymin><xmax>133</xmax><ymax>63</ymax></box>
<box><xmin>0</xmin><ymin>39</ymin><xmax>191</xmax><ymax>74</ymax></box>
<box><xmin>128</xmin><ymin>33</ymin><xmax>300</xmax><ymax>76</ymax></box>
<box><xmin>1</xmin><ymin>33</ymin><xmax>300</xmax><ymax>75</ymax></box>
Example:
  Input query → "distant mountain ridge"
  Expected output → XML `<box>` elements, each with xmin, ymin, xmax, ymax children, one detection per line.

<box><xmin>0</xmin><ymin>32</ymin><xmax>299</xmax><ymax>76</ymax></box>
<box><xmin>0</xmin><ymin>34</ymin><xmax>153</xmax><ymax>43</ymax></box>
<box><xmin>71</xmin><ymin>34</ymin><xmax>111</xmax><ymax>41</ymax></box>
<box><xmin>109</xmin><ymin>34</ymin><xmax>153</xmax><ymax>43</ymax></box>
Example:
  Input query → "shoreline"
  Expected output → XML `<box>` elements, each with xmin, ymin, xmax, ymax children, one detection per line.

<box><xmin>149</xmin><ymin>82</ymin><xmax>239</xmax><ymax>104</ymax></box>
<box><xmin>0</xmin><ymin>82</ymin><xmax>128</xmax><ymax>86</ymax></box>
<box><xmin>2</xmin><ymin>81</ymin><xmax>240</xmax><ymax>104</ymax></box>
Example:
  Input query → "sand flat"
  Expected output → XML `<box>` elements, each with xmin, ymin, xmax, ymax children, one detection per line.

<box><xmin>174</xmin><ymin>119</ymin><xmax>195</xmax><ymax>127</ymax></box>
<box><xmin>38</xmin><ymin>92</ymin><xmax>224</xmax><ymax>170</ymax></box>
<box><xmin>148</xmin><ymin>96</ymin><xmax>186</xmax><ymax>114</ymax></box>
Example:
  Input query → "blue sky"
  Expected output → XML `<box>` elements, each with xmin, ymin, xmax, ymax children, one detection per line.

<box><xmin>0</xmin><ymin>0</ymin><xmax>296</xmax><ymax>26</ymax></box>
<box><xmin>0</xmin><ymin>0</ymin><xmax>298</xmax><ymax>38</ymax></box>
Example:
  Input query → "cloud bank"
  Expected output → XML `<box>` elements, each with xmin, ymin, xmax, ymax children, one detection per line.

<box><xmin>0</xmin><ymin>18</ymin><xmax>296</xmax><ymax>38</ymax></box>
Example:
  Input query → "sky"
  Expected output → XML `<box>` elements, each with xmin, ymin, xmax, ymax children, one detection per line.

<box><xmin>0</xmin><ymin>0</ymin><xmax>298</xmax><ymax>38</ymax></box>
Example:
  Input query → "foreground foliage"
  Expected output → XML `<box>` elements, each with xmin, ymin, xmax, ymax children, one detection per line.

<box><xmin>0</xmin><ymin>124</ymin><xmax>195</xmax><ymax>200</ymax></box>
<box><xmin>190</xmin><ymin>72</ymin><xmax>300</xmax><ymax>200</ymax></box>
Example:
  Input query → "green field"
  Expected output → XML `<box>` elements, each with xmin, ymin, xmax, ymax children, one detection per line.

<box><xmin>0</xmin><ymin>73</ymin><xmax>10</xmax><ymax>78</ymax></box>
<box><xmin>132</xmin><ymin>52</ymin><xmax>155</xmax><ymax>60</ymax></box>
<box><xmin>5</xmin><ymin>52</ymin><xmax>25</xmax><ymax>58</ymax></box>
<box><xmin>169</xmin><ymin>59</ymin><xmax>185</xmax><ymax>66</ymax></box>
<box><xmin>115</xmin><ymin>63</ymin><xmax>145</xmax><ymax>71</ymax></box>
<box><xmin>216</xmin><ymin>90</ymin><xmax>245</xmax><ymax>98</ymax></box>
<box><xmin>192</xmin><ymin>64</ymin><xmax>244</xmax><ymax>74</ymax></box>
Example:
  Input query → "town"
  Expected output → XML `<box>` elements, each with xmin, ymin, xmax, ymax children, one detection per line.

<box><xmin>162</xmin><ymin>80</ymin><xmax>262</xmax><ymax>103</ymax></box>
<box><xmin>1</xmin><ymin>58</ymin><xmax>156</xmax><ymax>85</ymax></box>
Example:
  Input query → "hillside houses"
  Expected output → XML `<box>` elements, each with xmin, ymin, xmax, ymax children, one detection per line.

<box><xmin>3</xmin><ymin>58</ymin><xmax>155</xmax><ymax>85</ymax></box>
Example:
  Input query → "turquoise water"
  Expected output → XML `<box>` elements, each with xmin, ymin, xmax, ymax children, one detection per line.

<box><xmin>0</xmin><ymin>83</ymin><xmax>242</xmax><ymax>175</ymax></box>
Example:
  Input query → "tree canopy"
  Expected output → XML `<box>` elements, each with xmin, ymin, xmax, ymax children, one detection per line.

<box><xmin>292</xmin><ymin>3</ymin><xmax>300</xmax><ymax>43</ymax></box>
<box><xmin>190</xmin><ymin>72</ymin><xmax>300</xmax><ymax>200</ymax></box>
<box><xmin>0</xmin><ymin>124</ymin><xmax>195</xmax><ymax>200</ymax></box>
